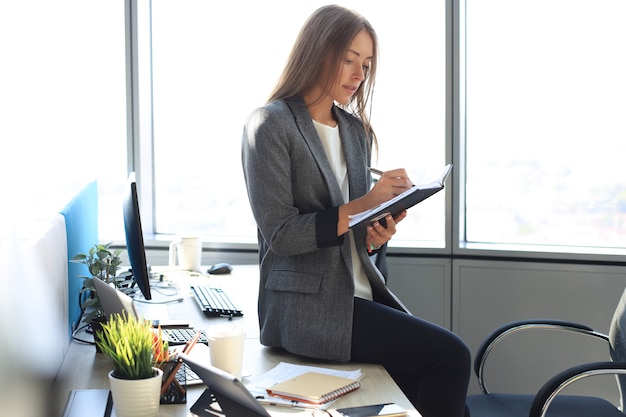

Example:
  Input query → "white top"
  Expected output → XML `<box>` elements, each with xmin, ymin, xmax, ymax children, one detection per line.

<box><xmin>313</xmin><ymin>120</ymin><xmax>373</xmax><ymax>300</ymax></box>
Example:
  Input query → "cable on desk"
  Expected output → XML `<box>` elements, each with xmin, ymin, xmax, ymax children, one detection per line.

<box><xmin>148</xmin><ymin>279</ymin><xmax>180</xmax><ymax>294</ymax></box>
<box><xmin>134</xmin><ymin>297</ymin><xmax>184</xmax><ymax>304</ymax></box>
<box><xmin>72</xmin><ymin>323</ymin><xmax>95</xmax><ymax>345</ymax></box>
<box><xmin>130</xmin><ymin>280</ymin><xmax>183</xmax><ymax>303</ymax></box>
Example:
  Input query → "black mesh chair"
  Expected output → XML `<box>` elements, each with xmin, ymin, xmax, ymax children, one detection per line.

<box><xmin>466</xmin><ymin>287</ymin><xmax>626</xmax><ymax>417</ymax></box>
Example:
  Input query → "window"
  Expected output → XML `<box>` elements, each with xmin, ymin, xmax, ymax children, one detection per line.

<box><xmin>464</xmin><ymin>0</ymin><xmax>626</xmax><ymax>249</ymax></box>
<box><xmin>14</xmin><ymin>2</ymin><xmax>623</xmax><ymax>256</ymax></box>
<box><xmin>149</xmin><ymin>1</ymin><xmax>447</xmax><ymax>245</ymax></box>
<box><xmin>0</xmin><ymin>1</ymin><xmax>126</xmax><ymax>240</ymax></box>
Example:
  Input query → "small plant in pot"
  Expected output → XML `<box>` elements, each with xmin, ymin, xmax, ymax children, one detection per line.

<box><xmin>96</xmin><ymin>311</ymin><xmax>169</xmax><ymax>417</ymax></box>
<box><xmin>71</xmin><ymin>242</ymin><xmax>126</xmax><ymax>324</ymax></box>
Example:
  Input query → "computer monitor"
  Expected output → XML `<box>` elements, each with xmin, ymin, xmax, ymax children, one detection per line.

<box><xmin>122</xmin><ymin>172</ymin><xmax>152</xmax><ymax>300</ymax></box>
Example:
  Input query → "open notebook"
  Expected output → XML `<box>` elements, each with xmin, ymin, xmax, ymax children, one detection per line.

<box><xmin>349</xmin><ymin>163</ymin><xmax>453</xmax><ymax>229</ymax></box>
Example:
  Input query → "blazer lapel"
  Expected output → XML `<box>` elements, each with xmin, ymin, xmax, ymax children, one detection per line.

<box><xmin>335</xmin><ymin>109</ymin><xmax>368</xmax><ymax>202</ymax></box>
<box><xmin>286</xmin><ymin>99</ymin><xmax>345</xmax><ymax>206</ymax></box>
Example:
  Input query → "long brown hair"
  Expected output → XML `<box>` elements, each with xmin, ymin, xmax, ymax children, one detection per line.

<box><xmin>268</xmin><ymin>5</ymin><xmax>378</xmax><ymax>149</ymax></box>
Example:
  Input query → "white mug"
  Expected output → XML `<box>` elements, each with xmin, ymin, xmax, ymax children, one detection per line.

<box><xmin>168</xmin><ymin>236</ymin><xmax>202</xmax><ymax>271</ymax></box>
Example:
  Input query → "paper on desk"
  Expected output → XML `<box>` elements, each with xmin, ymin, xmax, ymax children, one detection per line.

<box><xmin>246</xmin><ymin>362</ymin><xmax>364</xmax><ymax>410</ymax></box>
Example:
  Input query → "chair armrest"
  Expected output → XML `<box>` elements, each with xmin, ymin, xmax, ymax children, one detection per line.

<box><xmin>475</xmin><ymin>319</ymin><xmax>609</xmax><ymax>393</ymax></box>
<box><xmin>529</xmin><ymin>361</ymin><xmax>626</xmax><ymax>417</ymax></box>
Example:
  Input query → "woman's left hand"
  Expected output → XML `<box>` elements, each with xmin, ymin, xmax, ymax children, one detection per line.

<box><xmin>366</xmin><ymin>211</ymin><xmax>407</xmax><ymax>253</ymax></box>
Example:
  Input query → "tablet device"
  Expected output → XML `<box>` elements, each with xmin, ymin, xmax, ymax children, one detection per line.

<box><xmin>336</xmin><ymin>402</ymin><xmax>408</xmax><ymax>417</ymax></box>
<box><xmin>179</xmin><ymin>352</ymin><xmax>271</xmax><ymax>417</ymax></box>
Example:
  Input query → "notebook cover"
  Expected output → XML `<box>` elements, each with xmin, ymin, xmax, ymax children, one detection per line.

<box><xmin>266</xmin><ymin>372</ymin><xmax>360</xmax><ymax>404</ymax></box>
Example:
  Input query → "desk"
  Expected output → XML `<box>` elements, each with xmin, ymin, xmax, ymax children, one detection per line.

<box><xmin>50</xmin><ymin>265</ymin><xmax>421</xmax><ymax>417</ymax></box>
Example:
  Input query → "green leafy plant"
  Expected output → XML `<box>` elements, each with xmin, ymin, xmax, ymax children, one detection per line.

<box><xmin>96</xmin><ymin>311</ymin><xmax>167</xmax><ymax>380</ymax></box>
<box><xmin>71</xmin><ymin>242</ymin><xmax>126</xmax><ymax>323</ymax></box>
<box><xmin>72</xmin><ymin>242</ymin><xmax>124</xmax><ymax>283</ymax></box>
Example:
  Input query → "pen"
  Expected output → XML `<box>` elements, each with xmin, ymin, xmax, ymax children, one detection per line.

<box><xmin>184</xmin><ymin>331</ymin><xmax>201</xmax><ymax>354</ymax></box>
<box><xmin>368</xmin><ymin>167</ymin><xmax>383</xmax><ymax>176</ymax></box>
<box><xmin>160</xmin><ymin>333</ymin><xmax>201</xmax><ymax>395</ymax></box>
<box><xmin>255</xmin><ymin>396</ymin><xmax>317</xmax><ymax>409</ymax></box>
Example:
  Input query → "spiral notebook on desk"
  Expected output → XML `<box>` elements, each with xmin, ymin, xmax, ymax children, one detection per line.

<box><xmin>266</xmin><ymin>371</ymin><xmax>361</xmax><ymax>405</ymax></box>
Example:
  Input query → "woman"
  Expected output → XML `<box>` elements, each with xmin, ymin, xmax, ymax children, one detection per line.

<box><xmin>241</xmin><ymin>5</ymin><xmax>470</xmax><ymax>417</ymax></box>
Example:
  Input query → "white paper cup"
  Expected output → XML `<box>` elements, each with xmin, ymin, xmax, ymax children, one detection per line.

<box><xmin>207</xmin><ymin>324</ymin><xmax>245</xmax><ymax>379</ymax></box>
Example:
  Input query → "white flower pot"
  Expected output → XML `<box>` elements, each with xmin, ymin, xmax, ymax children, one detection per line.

<box><xmin>108</xmin><ymin>368</ymin><xmax>163</xmax><ymax>417</ymax></box>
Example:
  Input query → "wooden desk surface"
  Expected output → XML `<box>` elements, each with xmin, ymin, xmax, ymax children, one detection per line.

<box><xmin>50</xmin><ymin>265</ymin><xmax>420</xmax><ymax>417</ymax></box>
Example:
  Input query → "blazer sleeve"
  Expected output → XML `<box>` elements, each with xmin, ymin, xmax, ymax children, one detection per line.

<box><xmin>242</xmin><ymin>103</ymin><xmax>343</xmax><ymax>257</ymax></box>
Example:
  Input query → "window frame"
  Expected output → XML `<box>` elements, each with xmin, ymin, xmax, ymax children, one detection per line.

<box><xmin>125</xmin><ymin>0</ymin><xmax>626</xmax><ymax>264</ymax></box>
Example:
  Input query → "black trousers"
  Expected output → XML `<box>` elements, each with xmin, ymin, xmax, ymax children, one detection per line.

<box><xmin>351</xmin><ymin>297</ymin><xmax>471</xmax><ymax>417</ymax></box>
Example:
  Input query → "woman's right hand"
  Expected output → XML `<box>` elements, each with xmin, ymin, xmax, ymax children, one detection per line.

<box><xmin>368</xmin><ymin>168</ymin><xmax>413</xmax><ymax>206</ymax></box>
<box><xmin>337</xmin><ymin>168</ymin><xmax>413</xmax><ymax>236</ymax></box>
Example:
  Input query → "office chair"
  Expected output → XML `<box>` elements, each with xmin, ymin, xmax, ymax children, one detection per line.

<box><xmin>466</xmin><ymin>286</ymin><xmax>626</xmax><ymax>417</ymax></box>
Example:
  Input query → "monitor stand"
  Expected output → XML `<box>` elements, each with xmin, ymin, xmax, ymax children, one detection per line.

<box><xmin>190</xmin><ymin>389</ymin><xmax>266</xmax><ymax>417</ymax></box>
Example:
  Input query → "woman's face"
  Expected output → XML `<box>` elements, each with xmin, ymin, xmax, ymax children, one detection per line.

<box><xmin>331</xmin><ymin>29</ymin><xmax>373</xmax><ymax>105</ymax></box>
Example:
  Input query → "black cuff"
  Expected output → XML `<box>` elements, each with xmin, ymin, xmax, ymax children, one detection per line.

<box><xmin>316</xmin><ymin>207</ymin><xmax>344</xmax><ymax>248</ymax></box>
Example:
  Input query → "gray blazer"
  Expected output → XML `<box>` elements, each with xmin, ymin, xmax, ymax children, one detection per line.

<box><xmin>242</xmin><ymin>97</ymin><xmax>408</xmax><ymax>362</ymax></box>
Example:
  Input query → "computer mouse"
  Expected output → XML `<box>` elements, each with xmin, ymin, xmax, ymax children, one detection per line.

<box><xmin>207</xmin><ymin>262</ymin><xmax>233</xmax><ymax>275</ymax></box>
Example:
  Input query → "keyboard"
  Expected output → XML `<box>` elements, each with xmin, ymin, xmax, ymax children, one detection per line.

<box><xmin>176</xmin><ymin>362</ymin><xmax>203</xmax><ymax>385</ymax></box>
<box><xmin>160</xmin><ymin>329</ymin><xmax>207</xmax><ymax>386</ymax></box>
<box><xmin>190</xmin><ymin>285</ymin><xmax>243</xmax><ymax>318</ymax></box>
<box><xmin>162</xmin><ymin>328</ymin><xmax>208</xmax><ymax>346</ymax></box>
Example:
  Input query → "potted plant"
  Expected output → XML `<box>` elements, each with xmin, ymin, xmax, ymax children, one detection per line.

<box><xmin>96</xmin><ymin>311</ymin><xmax>168</xmax><ymax>417</ymax></box>
<box><xmin>71</xmin><ymin>242</ymin><xmax>126</xmax><ymax>324</ymax></box>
